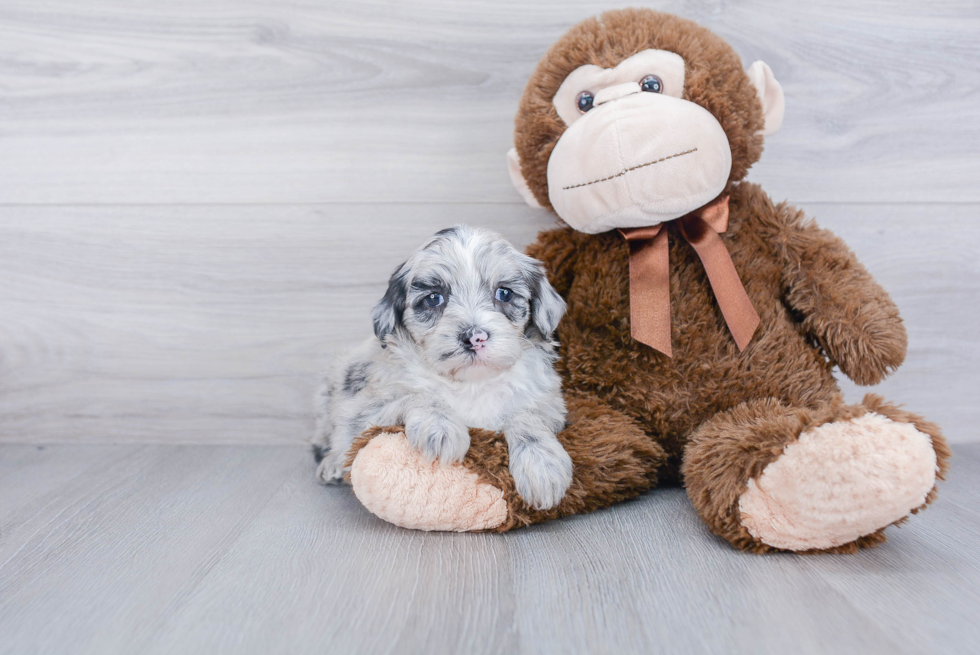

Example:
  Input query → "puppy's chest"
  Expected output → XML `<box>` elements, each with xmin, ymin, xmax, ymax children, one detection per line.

<box><xmin>437</xmin><ymin>380</ymin><xmax>522</xmax><ymax>431</ymax></box>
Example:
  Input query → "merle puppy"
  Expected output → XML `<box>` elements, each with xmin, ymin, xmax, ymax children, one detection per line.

<box><xmin>312</xmin><ymin>225</ymin><xmax>573</xmax><ymax>510</ymax></box>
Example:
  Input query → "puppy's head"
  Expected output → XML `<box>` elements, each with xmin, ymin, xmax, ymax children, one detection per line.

<box><xmin>372</xmin><ymin>225</ymin><xmax>565</xmax><ymax>381</ymax></box>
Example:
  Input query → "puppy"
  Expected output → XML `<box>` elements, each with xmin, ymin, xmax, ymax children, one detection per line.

<box><xmin>311</xmin><ymin>225</ymin><xmax>573</xmax><ymax>510</ymax></box>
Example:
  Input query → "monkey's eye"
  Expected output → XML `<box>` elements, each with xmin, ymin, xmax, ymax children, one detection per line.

<box><xmin>423</xmin><ymin>293</ymin><xmax>444</xmax><ymax>308</ymax></box>
<box><xmin>640</xmin><ymin>74</ymin><xmax>663</xmax><ymax>93</ymax></box>
<box><xmin>494</xmin><ymin>287</ymin><xmax>513</xmax><ymax>303</ymax></box>
<box><xmin>576</xmin><ymin>91</ymin><xmax>594</xmax><ymax>113</ymax></box>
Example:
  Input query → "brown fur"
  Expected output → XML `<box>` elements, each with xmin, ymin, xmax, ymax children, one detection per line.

<box><xmin>349</xmin><ymin>9</ymin><xmax>948</xmax><ymax>552</ymax></box>
<box><xmin>519</xmin><ymin>178</ymin><xmax>949</xmax><ymax>550</ymax></box>
<box><xmin>514</xmin><ymin>9</ymin><xmax>765</xmax><ymax>208</ymax></box>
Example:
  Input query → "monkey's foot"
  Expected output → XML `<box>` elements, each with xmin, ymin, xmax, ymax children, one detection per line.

<box><xmin>349</xmin><ymin>431</ymin><xmax>508</xmax><ymax>531</ymax></box>
<box><xmin>738</xmin><ymin>412</ymin><xmax>938</xmax><ymax>551</ymax></box>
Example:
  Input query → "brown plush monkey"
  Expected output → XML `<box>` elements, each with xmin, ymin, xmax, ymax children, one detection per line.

<box><xmin>343</xmin><ymin>8</ymin><xmax>950</xmax><ymax>553</ymax></box>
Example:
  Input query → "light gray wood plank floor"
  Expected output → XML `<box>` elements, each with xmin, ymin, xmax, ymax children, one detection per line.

<box><xmin>0</xmin><ymin>443</ymin><xmax>977</xmax><ymax>655</ymax></box>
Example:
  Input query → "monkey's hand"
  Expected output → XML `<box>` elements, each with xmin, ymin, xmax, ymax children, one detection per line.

<box><xmin>775</xmin><ymin>204</ymin><xmax>907</xmax><ymax>386</ymax></box>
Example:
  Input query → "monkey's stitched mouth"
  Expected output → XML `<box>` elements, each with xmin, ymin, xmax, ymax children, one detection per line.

<box><xmin>561</xmin><ymin>147</ymin><xmax>698</xmax><ymax>190</ymax></box>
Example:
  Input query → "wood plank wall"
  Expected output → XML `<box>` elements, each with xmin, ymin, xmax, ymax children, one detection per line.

<box><xmin>1</xmin><ymin>0</ymin><xmax>977</xmax><ymax>444</ymax></box>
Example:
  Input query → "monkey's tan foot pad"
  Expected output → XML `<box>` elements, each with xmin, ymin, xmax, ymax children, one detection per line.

<box><xmin>349</xmin><ymin>431</ymin><xmax>509</xmax><ymax>531</ymax></box>
<box><xmin>738</xmin><ymin>412</ymin><xmax>938</xmax><ymax>551</ymax></box>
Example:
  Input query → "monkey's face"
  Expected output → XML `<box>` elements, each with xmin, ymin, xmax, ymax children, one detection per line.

<box><xmin>547</xmin><ymin>49</ymin><xmax>732</xmax><ymax>234</ymax></box>
<box><xmin>509</xmin><ymin>10</ymin><xmax>785</xmax><ymax>234</ymax></box>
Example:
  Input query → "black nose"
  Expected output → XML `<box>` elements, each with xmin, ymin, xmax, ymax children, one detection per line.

<box><xmin>460</xmin><ymin>327</ymin><xmax>490</xmax><ymax>351</ymax></box>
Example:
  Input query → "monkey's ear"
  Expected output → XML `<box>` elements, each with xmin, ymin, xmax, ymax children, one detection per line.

<box><xmin>507</xmin><ymin>148</ymin><xmax>542</xmax><ymax>208</ymax></box>
<box><xmin>371</xmin><ymin>263</ymin><xmax>408</xmax><ymax>347</ymax></box>
<box><xmin>747</xmin><ymin>61</ymin><xmax>785</xmax><ymax>136</ymax></box>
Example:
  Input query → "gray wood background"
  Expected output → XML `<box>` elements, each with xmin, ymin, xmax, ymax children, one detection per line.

<box><xmin>1</xmin><ymin>0</ymin><xmax>978</xmax><ymax>445</ymax></box>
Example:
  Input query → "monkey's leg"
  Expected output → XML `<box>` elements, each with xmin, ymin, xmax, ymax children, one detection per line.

<box><xmin>682</xmin><ymin>394</ymin><xmax>950</xmax><ymax>553</ymax></box>
<box><xmin>343</xmin><ymin>391</ymin><xmax>667</xmax><ymax>532</ymax></box>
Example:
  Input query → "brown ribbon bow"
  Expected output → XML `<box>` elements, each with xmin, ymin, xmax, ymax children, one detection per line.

<box><xmin>619</xmin><ymin>196</ymin><xmax>760</xmax><ymax>357</ymax></box>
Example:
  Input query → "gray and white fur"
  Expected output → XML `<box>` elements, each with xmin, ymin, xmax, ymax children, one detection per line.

<box><xmin>311</xmin><ymin>225</ymin><xmax>572</xmax><ymax>510</ymax></box>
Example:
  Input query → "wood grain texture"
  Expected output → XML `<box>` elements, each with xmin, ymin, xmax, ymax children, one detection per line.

<box><xmin>0</xmin><ymin>445</ymin><xmax>303</xmax><ymax>654</ymax></box>
<box><xmin>0</xmin><ymin>203</ymin><xmax>558</xmax><ymax>444</ymax></box>
<box><xmin>144</xmin><ymin>466</ymin><xmax>518</xmax><ymax>655</ymax></box>
<box><xmin>1</xmin><ymin>3</ymin><xmax>976</xmax><ymax>653</ymax></box>
<box><xmin>1</xmin><ymin>202</ymin><xmax>976</xmax><ymax>444</ymax></box>
<box><xmin>0</xmin><ymin>443</ymin><xmax>977</xmax><ymax>654</ymax></box>
<box><xmin>0</xmin><ymin>0</ymin><xmax>977</xmax><ymax>204</ymax></box>
<box><xmin>509</xmin><ymin>496</ymin><xmax>905</xmax><ymax>655</ymax></box>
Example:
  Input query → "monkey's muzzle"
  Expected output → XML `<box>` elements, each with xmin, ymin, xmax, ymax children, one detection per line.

<box><xmin>547</xmin><ymin>92</ymin><xmax>732</xmax><ymax>235</ymax></box>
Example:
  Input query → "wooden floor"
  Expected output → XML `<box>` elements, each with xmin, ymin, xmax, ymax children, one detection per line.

<box><xmin>0</xmin><ymin>442</ymin><xmax>977</xmax><ymax>655</ymax></box>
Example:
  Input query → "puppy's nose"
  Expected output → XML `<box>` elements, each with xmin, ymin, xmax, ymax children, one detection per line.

<box><xmin>461</xmin><ymin>327</ymin><xmax>490</xmax><ymax>351</ymax></box>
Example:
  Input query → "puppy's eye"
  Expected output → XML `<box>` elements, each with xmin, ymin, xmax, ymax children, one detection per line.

<box><xmin>494</xmin><ymin>287</ymin><xmax>513</xmax><ymax>303</ymax></box>
<box><xmin>423</xmin><ymin>293</ymin><xmax>444</xmax><ymax>308</ymax></box>
<box><xmin>640</xmin><ymin>74</ymin><xmax>663</xmax><ymax>93</ymax></box>
<box><xmin>576</xmin><ymin>91</ymin><xmax>594</xmax><ymax>113</ymax></box>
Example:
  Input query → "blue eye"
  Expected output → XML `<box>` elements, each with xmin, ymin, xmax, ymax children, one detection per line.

<box><xmin>576</xmin><ymin>91</ymin><xmax>594</xmax><ymax>113</ymax></box>
<box><xmin>640</xmin><ymin>74</ymin><xmax>663</xmax><ymax>93</ymax></box>
<box><xmin>423</xmin><ymin>293</ymin><xmax>444</xmax><ymax>308</ymax></box>
<box><xmin>495</xmin><ymin>287</ymin><xmax>513</xmax><ymax>302</ymax></box>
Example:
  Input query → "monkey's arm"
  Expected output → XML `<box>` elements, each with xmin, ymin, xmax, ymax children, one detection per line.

<box><xmin>525</xmin><ymin>226</ymin><xmax>580</xmax><ymax>298</ymax></box>
<box><xmin>773</xmin><ymin>204</ymin><xmax>906</xmax><ymax>386</ymax></box>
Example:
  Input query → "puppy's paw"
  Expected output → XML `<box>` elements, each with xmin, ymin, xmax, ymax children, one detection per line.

<box><xmin>316</xmin><ymin>451</ymin><xmax>348</xmax><ymax>485</ymax></box>
<box><xmin>405</xmin><ymin>410</ymin><xmax>470</xmax><ymax>463</ymax></box>
<box><xmin>508</xmin><ymin>437</ymin><xmax>573</xmax><ymax>510</ymax></box>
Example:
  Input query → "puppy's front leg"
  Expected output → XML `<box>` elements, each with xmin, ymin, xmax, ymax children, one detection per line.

<box><xmin>403</xmin><ymin>397</ymin><xmax>470</xmax><ymax>464</ymax></box>
<box><xmin>504</xmin><ymin>412</ymin><xmax>573</xmax><ymax>511</ymax></box>
<box><xmin>316</xmin><ymin>448</ymin><xmax>347</xmax><ymax>485</ymax></box>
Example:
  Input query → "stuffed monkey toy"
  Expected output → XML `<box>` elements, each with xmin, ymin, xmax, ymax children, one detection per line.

<box><xmin>342</xmin><ymin>8</ymin><xmax>949</xmax><ymax>553</ymax></box>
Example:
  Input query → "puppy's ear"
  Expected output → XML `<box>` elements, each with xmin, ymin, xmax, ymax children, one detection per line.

<box><xmin>524</xmin><ymin>259</ymin><xmax>566</xmax><ymax>340</ymax></box>
<box><xmin>372</xmin><ymin>263</ymin><xmax>408</xmax><ymax>347</ymax></box>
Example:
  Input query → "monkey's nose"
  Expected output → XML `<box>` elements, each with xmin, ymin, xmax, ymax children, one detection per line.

<box><xmin>593</xmin><ymin>82</ymin><xmax>642</xmax><ymax>107</ymax></box>
<box><xmin>461</xmin><ymin>328</ymin><xmax>490</xmax><ymax>351</ymax></box>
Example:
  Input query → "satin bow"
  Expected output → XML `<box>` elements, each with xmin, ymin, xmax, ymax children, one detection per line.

<box><xmin>618</xmin><ymin>196</ymin><xmax>760</xmax><ymax>357</ymax></box>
